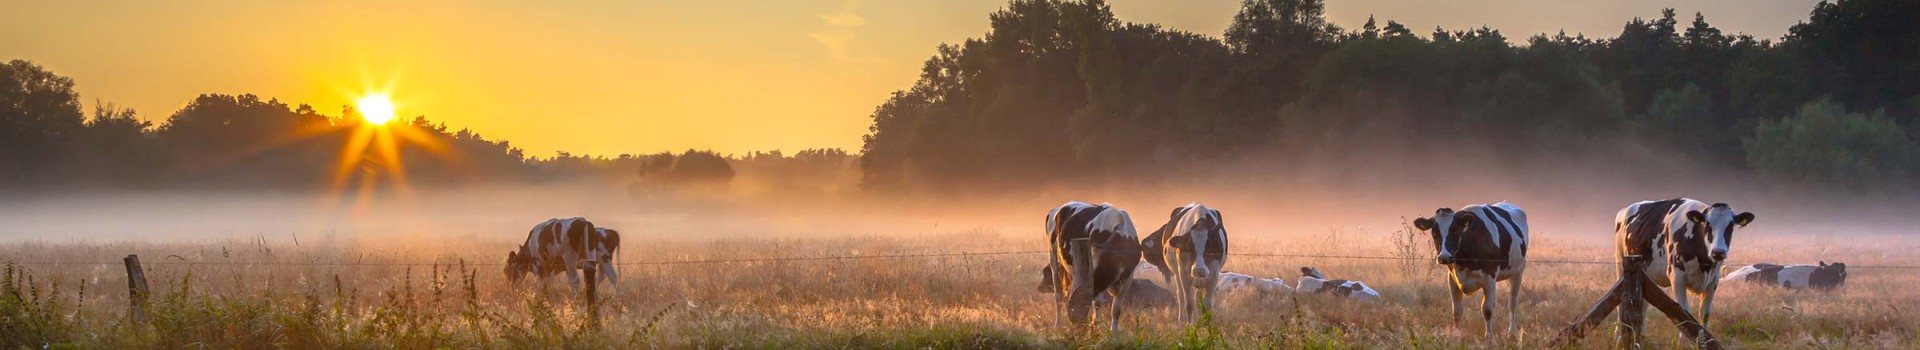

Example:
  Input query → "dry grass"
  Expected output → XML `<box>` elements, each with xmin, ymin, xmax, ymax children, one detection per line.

<box><xmin>2</xmin><ymin>227</ymin><xmax>1916</xmax><ymax>349</ymax></box>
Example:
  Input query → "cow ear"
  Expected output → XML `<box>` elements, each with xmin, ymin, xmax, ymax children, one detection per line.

<box><xmin>1734</xmin><ymin>212</ymin><xmax>1754</xmax><ymax>226</ymax></box>
<box><xmin>1686</xmin><ymin>210</ymin><xmax>1707</xmax><ymax>224</ymax></box>
<box><xmin>1413</xmin><ymin>218</ymin><xmax>1435</xmax><ymax>230</ymax></box>
<box><xmin>1820</xmin><ymin>261</ymin><xmax>1827</xmax><ymax>267</ymax></box>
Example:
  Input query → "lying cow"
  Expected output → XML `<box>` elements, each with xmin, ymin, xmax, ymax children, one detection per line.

<box><xmin>1294</xmin><ymin>267</ymin><xmax>1381</xmax><ymax>301</ymax></box>
<box><xmin>1217</xmin><ymin>272</ymin><xmax>1291</xmax><ymax>293</ymax></box>
<box><xmin>1038</xmin><ymin>266</ymin><xmax>1175</xmax><ymax>309</ymax></box>
<box><xmin>1722</xmin><ymin>262</ymin><xmax>1847</xmax><ymax>290</ymax></box>
<box><xmin>1042</xmin><ymin>201</ymin><xmax>1142</xmax><ymax>333</ymax></box>
<box><xmin>505</xmin><ymin>217</ymin><xmax>620</xmax><ymax>292</ymax></box>
<box><xmin>1142</xmin><ymin>203</ymin><xmax>1228</xmax><ymax>325</ymax></box>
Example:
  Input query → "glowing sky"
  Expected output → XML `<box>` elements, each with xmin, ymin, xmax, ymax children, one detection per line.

<box><xmin>1</xmin><ymin>1</ymin><xmax>1820</xmax><ymax>156</ymax></box>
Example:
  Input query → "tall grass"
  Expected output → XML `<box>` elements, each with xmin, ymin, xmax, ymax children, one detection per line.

<box><xmin>0</xmin><ymin>230</ymin><xmax>1915</xmax><ymax>348</ymax></box>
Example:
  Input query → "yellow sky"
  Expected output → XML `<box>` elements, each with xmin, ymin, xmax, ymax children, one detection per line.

<box><xmin>1</xmin><ymin>0</ymin><xmax>1818</xmax><ymax>156</ymax></box>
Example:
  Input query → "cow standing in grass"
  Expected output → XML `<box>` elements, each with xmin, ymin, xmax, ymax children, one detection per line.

<box><xmin>506</xmin><ymin>217</ymin><xmax>621</xmax><ymax>293</ymax></box>
<box><xmin>1617</xmin><ymin>199</ymin><xmax>1753</xmax><ymax>328</ymax></box>
<box><xmin>1041</xmin><ymin>202</ymin><xmax>1142</xmax><ymax>333</ymax></box>
<box><xmin>1413</xmin><ymin>202</ymin><xmax>1528</xmax><ymax>335</ymax></box>
<box><xmin>1142</xmin><ymin>203</ymin><xmax>1227</xmax><ymax>325</ymax></box>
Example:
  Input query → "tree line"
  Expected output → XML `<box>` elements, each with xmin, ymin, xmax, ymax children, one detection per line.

<box><xmin>857</xmin><ymin>0</ymin><xmax>1920</xmax><ymax>193</ymax></box>
<box><xmin>0</xmin><ymin>60</ymin><xmax>854</xmax><ymax>194</ymax></box>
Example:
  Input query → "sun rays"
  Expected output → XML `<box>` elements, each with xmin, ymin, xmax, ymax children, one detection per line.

<box><xmin>323</xmin><ymin>87</ymin><xmax>450</xmax><ymax>218</ymax></box>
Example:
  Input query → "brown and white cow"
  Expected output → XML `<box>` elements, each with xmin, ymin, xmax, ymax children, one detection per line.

<box><xmin>1616</xmin><ymin>199</ymin><xmax>1753</xmax><ymax>327</ymax></box>
<box><xmin>1142</xmin><ymin>203</ymin><xmax>1227</xmax><ymax>325</ymax></box>
<box><xmin>505</xmin><ymin>217</ymin><xmax>621</xmax><ymax>292</ymax></box>
<box><xmin>1413</xmin><ymin>202</ymin><xmax>1528</xmax><ymax>335</ymax></box>
<box><xmin>1042</xmin><ymin>201</ymin><xmax>1142</xmax><ymax>333</ymax></box>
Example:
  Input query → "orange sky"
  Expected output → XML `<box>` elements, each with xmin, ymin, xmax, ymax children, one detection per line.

<box><xmin>2</xmin><ymin>1</ymin><xmax>1819</xmax><ymax>156</ymax></box>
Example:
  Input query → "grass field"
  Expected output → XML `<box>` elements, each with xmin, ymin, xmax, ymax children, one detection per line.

<box><xmin>2</xmin><ymin>226</ymin><xmax>1916</xmax><ymax>349</ymax></box>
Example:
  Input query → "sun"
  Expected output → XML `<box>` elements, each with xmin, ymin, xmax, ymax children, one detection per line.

<box><xmin>356</xmin><ymin>94</ymin><xmax>397</xmax><ymax>125</ymax></box>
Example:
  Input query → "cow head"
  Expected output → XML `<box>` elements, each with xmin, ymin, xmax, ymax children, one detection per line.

<box><xmin>1812</xmin><ymin>261</ymin><xmax>1848</xmax><ymax>289</ymax></box>
<box><xmin>1299</xmin><ymin>266</ymin><xmax>1327</xmax><ymax>279</ymax></box>
<box><xmin>1413</xmin><ymin>208</ymin><xmax>1467</xmax><ymax>265</ymax></box>
<box><xmin>504</xmin><ymin>250</ymin><xmax>535</xmax><ymax>284</ymax></box>
<box><xmin>1036</xmin><ymin>265</ymin><xmax>1057</xmax><ymax>293</ymax></box>
<box><xmin>1167</xmin><ymin>205</ymin><xmax>1225</xmax><ymax>288</ymax></box>
<box><xmin>1685</xmin><ymin>203</ymin><xmax>1754</xmax><ymax>262</ymax></box>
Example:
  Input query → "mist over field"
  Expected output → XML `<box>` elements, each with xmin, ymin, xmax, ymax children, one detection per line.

<box><xmin>4</xmin><ymin>0</ymin><xmax>1919</xmax><ymax>348</ymax></box>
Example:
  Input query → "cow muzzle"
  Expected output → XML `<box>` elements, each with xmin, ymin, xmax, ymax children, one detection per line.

<box><xmin>1710</xmin><ymin>250</ymin><xmax>1727</xmax><ymax>261</ymax></box>
<box><xmin>1436</xmin><ymin>253</ymin><xmax>1455</xmax><ymax>265</ymax></box>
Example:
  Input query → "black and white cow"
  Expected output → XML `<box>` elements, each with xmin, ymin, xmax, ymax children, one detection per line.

<box><xmin>1615</xmin><ymin>199</ymin><xmax>1754</xmax><ymax>327</ymax></box>
<box><xmin>1413</xmin><ymin>202</ymin><xmax>1528</xmax><ymax>335</ymax></box>
<box><xmin>505</xmin><ymin>217</ymin><xmax>621</xmax><ymax>292</ymax></box>
<box><xmin>1142</xmin><ymin>203</ymin><xmax>1227</xmax><ymax>325</ymax></box>
<box><xmin>1042</xmin><ymin>201</ymin><xmax>1142</xmax><ymax>332</ymax></box>
<box><xmin>1293</xmin><ymin>267</ymin><xmax>1382</xmax><ymax>301</ymax></box>
<box><xmin>1216</xmin><ymin>272</ymin><xmax>1292</xmax><ymax>294</ymax></box>
<box><xmin>1722</xmin><ymin>262</ymin><xmax>1846</xmax><ymax>290</ymax></box>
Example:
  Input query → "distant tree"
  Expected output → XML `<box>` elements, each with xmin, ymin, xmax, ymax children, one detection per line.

<box><xmin>0</xmin><ymin>60</ymin><xmax>85</xmax><ymax>187</ymax></box>
<box><xmin>664</xmin><ymin>150</ymin><xmax>734</xmax><ymax>188</ymax></box>
<box><xmin>1784</xmin><ymin>0</ymin><xmax>1920</xmax><ymax>120</ymax></box>
<box><xmin>1747</xmin><ymin>98</ymin><xmax>1918</xmax><ymax>191</ymax></box>
<box><xmin>61</xmin><ymin>102</ymin><xmax>159</xmax><ymax>186</ymax></box>
<box><xmin>1597</xmin><ymin>8</ymin><xmax>1683</xmax><ymax>115</ymax></box>
<box><xmin>156</xmin><ymin>94</ymin><xmax>336</xmax><ymax>187</ymax></box>
<box><xmin>1642</xmin><ymin>84</ymin><xmax>1733</xmax><ymax>156</ymax></box>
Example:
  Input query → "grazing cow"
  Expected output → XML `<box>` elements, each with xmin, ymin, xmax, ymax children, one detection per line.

<box><xmin>505</xmin><ymin>217</ymin><xmax>619</xmax><ymax>292</ymax></box>
<box><xmin>1413</xmin><ymin>202</ymin><xmax>1529</xmax><ymax>335</ymax></box>
<box><xmin>1217</xmin><ymin>272</ymin><xmax>1291</xmax><ymax>293</ymax></box>
<box><xmin>1293</xmin><ymin>267</ymin><xmax>1381</xmax><ymax>301</ymax></box>
<box><xmin>1616</xmin><ymin>199</ymin><xmax>1754</xmax><ymax>327</ymax></box>
<box><xmin>1042</xmin><ymin>202</ymin><xmax>1142</xmax><ymax>332</ymax></box>
<box><xmin>1722</xmin><ymin>262</ymin><xmax>1847</xmax><ymax>290</ymax></box>
<box><xmin>1142</xmin><ymin>203</ymin><xmax>1228</xmax><ymax>324</ymax></box>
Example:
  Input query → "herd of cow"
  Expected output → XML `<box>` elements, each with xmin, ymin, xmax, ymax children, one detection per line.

<box><xmin>1034</xmin><ymin>198</ymin><xmax>1849</xmax><ymax>337</ymax></box>
<box><xmin>495</xmin><ymin>198</ymin><xmax>1850</xmax><ymax>338</ymax></box>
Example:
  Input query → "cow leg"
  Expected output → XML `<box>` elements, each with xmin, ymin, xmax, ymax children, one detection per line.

<box><xmin>1108</xmin><ymin>281</ymin><xmax>1130</xmax><ymax>334</ymax></box>
<box><xmin>1481</xmin><ymin>274</ymin><xmax>1498</xmax><ymax>337</ymax></box>
<box><xmin>1699</xmin><ymin>284</ymin><xmax>1716</xmax><ymax>327</ymax></box>
<box><xmin>563</xmin><ymin>258</ymin><xmax>584</xmax><ymax>290</ymax></box>
<box><xmin>1507</xmin><ymin>274</ymin><xmax>1523</xmax><ymax>336</ymax></box>
<box><xmin>1672</xmin><ymin>272</ymin><xmax>1691</xmax><ymax>344</ymax></box>
<box><xmin>1167</xmin><ymin>261</ymin><xmax>1182</xmax><ymax>323</ymax></box>
<box><xmin>1449</xmin><ymin>276</ymin><xmax>1465</xmax><ymax>328</ymax></box>
<box><xmin>1672</xmin><ymin>273</ymin><xmax>1691</xmax><ymax>317</ymax></box>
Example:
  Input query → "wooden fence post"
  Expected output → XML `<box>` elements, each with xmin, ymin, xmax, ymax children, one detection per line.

<box><xmin>583</xmin><ymin>262</ymin><xmax>600</xmax><ymax>328</ymax></box>
<box><xmin>1617</xmin><ymin>255</ymin><xmax>1646</xmax><ymax>349</ymax></box>
<box><xmin>123</xmin><ymin>254</ymin><xmax>150</xmax><ymax>323</ymax></box>
<box><xmin>1549</xmin><ymin>255</ymin><xmax>1723</xmax><ymax>350</ymax></box>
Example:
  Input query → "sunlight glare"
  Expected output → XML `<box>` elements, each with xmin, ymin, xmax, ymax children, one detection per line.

<box><xmin>357</xmin><ymin>94</ymin><xmax>396</xmax><ymax>125</ymax></box>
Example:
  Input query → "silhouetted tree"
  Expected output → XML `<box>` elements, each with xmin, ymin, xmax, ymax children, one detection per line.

<box><xmin>0</xmin><ymin>60</ymin><xmax>85</xmax><ymax>188</ymax></box>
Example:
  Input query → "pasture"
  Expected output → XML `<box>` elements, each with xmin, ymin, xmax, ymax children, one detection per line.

<box><xmin>3</xmin><ymin>224</ymin><xmax>1914</xmax><ymax>349</ymax></box>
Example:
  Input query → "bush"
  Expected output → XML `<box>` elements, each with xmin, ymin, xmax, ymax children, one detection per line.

<box><xmin>1746</xmin><ymin>98</ymin><xmax>1919</xmax><ymax>191</ymax></box>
